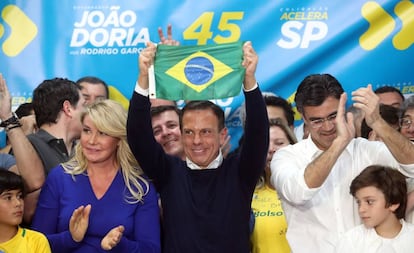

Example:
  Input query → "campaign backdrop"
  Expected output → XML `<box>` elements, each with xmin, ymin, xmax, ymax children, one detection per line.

<box><xmin>1</xmin><ymin>0</ymin><xmax>413</xmax><ymax>150</ymax></box>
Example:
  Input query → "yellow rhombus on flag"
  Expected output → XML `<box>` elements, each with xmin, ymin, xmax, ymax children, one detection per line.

<box><xmin>151</xmin><ymin>41</ymin><xmax>245</xmax><ymax>101</ymax></box>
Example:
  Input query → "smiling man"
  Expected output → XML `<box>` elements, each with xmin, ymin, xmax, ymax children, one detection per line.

<box><xmin>150</xmin><ymin>105</ymin><xmax>184</xmax><ymax>159</ymax></box>
<box><xmin>127</xmin><ymin>37</ymin><xmax>268</xmax><ymax>253</ymax></box>
<box><xmin>270</xmin><ymin>74</ymin><xmax>414</xmax><ymax>253</ymax></box>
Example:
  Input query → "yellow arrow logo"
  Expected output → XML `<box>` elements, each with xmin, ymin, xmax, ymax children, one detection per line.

<box><xmin>0</xmin><ymin>5</ymin><xmax>38</xmax><ymax>57</ymax></box>
<box><xmin>360</xmin><ymin>1</ymin><xmax>413</xmax><ymax>50</ymax></box>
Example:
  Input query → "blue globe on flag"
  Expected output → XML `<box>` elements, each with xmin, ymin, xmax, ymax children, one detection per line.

<box><xmin>184</xmin><ymin>56</ymin><xmax>214</xmax><ymax>85</ymax></box>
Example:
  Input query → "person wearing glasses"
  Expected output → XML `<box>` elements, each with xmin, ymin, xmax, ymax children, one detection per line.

<box><xmin>270</xmin><ymin>74</ymin><xmax>414</xmax><ymax>253</ymax></box>
<box><xmin>399</xmin><ymin>95</ymin><xmax>414</xmax><ymax>143</ymax></box>
<box><xmin>399</xmin><ymin>95</ymin><xmax>414</xmax><ymax>224</ymax></box>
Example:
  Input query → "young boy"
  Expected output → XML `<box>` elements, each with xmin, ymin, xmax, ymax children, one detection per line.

<box><xmin>335</xmin><ymin>165</ymin><xmax>414</xmax><ymax>252</ymax></box>
<box><xmin>0</xmin><ymin>170</ymin><xmax>50</xmax><ymax>253</ymax></box>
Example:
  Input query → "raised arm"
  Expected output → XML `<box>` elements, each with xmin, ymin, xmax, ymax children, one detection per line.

<box><xmin>137</xmin><ymin>24</ymin><xmax>179</xmax><ymax>89</ymax></box>
<box><xmin>0</xmin><ymin>74</ymin><xmax>45</xmax><ymax>191</ymax></box>
<box><xmin>0</xmin><ymin>74</ymin><xmax>45</xmax><ymax>223</ymax></box>
<box><xmin>127</xmin><ymin>26</ymin><xmax>184</xmax><ymax>185</ymax></box>
<box><xmin>303</xmin><ymin>93</ymin><xmax>355</xmax><ymax>188</ymax></box>
<box><xmin>241</xmin><ymin>41</ymin><xmax>258</xmax><ymax>90</ymax></box>
<box><xmin>137</xmin><ymin>42</ymin><xmax>157</xmax><ymax>90</ymax></box>
<box><xmin>352</xmin><ymin>84</ymin><xmax>414</xmax><ymax>164</ymax></box>
<box><xmin>238</xmin><ymin>42</ymin><xmax>269</xmax><ymax>188</ymax></box>
<box><xmin>127</xmin><ymin>41</ymin><xmax>179</xmax><ymax>186</ymax></box>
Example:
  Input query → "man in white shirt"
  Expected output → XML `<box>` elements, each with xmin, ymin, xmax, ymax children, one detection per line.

<box><xmin>270</xmin><ymin>74</ymin><xmax>414</xmax><ymax>253</ymax></box>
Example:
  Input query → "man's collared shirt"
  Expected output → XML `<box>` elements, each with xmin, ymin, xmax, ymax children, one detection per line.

<box><xmin>186</xmin><ymin>150</ymin><xmax>223</xmax><ymax>170</ymax></box>
<box><xmin>270</xmin><ymin>136</ymin><xmax>414</xmax><ymax>253</ymax></box>
<box><xmin>28</xmin><ymin>129</ymin><xmax>73</xmax><ymax>174</ymax></box>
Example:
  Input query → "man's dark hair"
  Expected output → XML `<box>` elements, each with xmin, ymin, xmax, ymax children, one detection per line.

<box><xmin>0</xmin><ymin>170</ymin><xmax>25</xmax><ymax>197</ymax></box>
<box><xmin>374</xmin><ymin>86</ymin><xmax>405</xmax><ymax>102</ymax></box>
<box><xmin>150</xmin><ymin>105</ymin><xmax>181</xmax><ymax>119</ymax></box>
<box><xmin>264</xmin><ymin>94</ymin><xmax>295</xmax><ymax>127</ymax></box>
<box><xmin>350</xmin><ymin>165</ymin><xmax>407</xmax><ymax>219</ymax></box>
<box><xmin>33</xmin><ymin>78</ymin><xmax>81</xmax><ymax>127</ymax></box>
<box><xmin>295</xmin><ymin>74</ymin><xmax>344</xmax><ymax>115</ymax></box>
<box><xmin>76</xmin><ymin>76</ymin><xmax>109</xmax><ymax>99</ymax></box>
<box><xmin>180</xmin><ymin>101</ymin><xmax>225</xmax><ymax>130</ymax></box>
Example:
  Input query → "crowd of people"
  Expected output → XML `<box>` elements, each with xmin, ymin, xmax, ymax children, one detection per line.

<box><xmin>1</xmin><ymin>26</ymin><xmax>414</xmax><ymax>253</ymax></box>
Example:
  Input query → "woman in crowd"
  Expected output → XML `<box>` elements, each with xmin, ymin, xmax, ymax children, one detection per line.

<box><xmin>32</xmin><ymin>100</ymin><xmax>160</xmax><ymax>253</ymax></box>
<box><xmin>250</xmin><ymin>118</ymin><xmax>297</xmax><ymax>253</ymax></box>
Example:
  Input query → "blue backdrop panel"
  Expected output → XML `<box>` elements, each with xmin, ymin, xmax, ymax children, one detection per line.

<box><xmin>1</xmin><ymin>0</ymin><xmax>413</xmax><ymax>150</ymax></box>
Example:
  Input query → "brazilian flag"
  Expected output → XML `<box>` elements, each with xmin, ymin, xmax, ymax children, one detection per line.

<box><xmin>151</xmin><ymin>42</ymin><xmax>245</xmax><ymax>101</ymax></box>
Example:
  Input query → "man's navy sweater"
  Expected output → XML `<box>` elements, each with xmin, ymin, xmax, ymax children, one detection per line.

<box><xmin>127</xmin><ymin>87</ymin><xmax>269</xmax><ymax>253</ymax></box>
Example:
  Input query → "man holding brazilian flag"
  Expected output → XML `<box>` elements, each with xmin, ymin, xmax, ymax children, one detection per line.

<box><xmin>149</xmin><ymin>41</ymin><xmax>245</xmax><ymax>100</ymax></box>
<box><xmin>127</xmin><ymin>26</ymin><xmax>269</xmax><ymax>253</ymax></box>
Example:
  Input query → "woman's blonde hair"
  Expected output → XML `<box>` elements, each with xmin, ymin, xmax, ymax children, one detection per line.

<box><xmin>62</xmin><ymin>99</ymin><xmax>149</xmax><ymax>203</ymax></box>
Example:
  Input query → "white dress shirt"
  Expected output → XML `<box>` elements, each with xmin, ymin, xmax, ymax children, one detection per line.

<box><xmin>335</xmin><ymin>220</ymin><xmax>414</xmax><ymax>253</ymax></box>
<box><xmin>186</xmin><ymin>150</ymin><xmax>223</xmax><ymax>170</ymax></box>
<box><xmin>270</xmin><ymin>137</ymin><xmax>414</xmax><ymax>253</ymax></box>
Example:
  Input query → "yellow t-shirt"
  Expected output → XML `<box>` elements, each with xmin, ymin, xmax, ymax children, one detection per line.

<box><xmin>250</xmin><ymin>185</ymin><xmax>290</xmax><ymax>253</ymax></box>
<box><xmin>0</xmin><ymin>227</ymin><xmax>51</xmax><ymax>253</ymax></box>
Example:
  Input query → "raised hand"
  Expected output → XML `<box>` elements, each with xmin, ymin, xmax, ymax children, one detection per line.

<box><xmin>0</xmin><ymin>74</ymin><xmax>13</xmax><ymax>120</ymax></box>
<box><xmin>20</xmin><ymin>115</ymin><xmax>38</xmax><ymax>135</ymax></box>
<box><xmin>139</xmin><ymin>42</ymin><xmax>157</xmax><ymax>75</ymax></box>
<box><xmin>158</xmin><ymin>24</ymin><xmax>180</xmax><ymax>46</ymax></box>
<box><xmin>137</xmin><ymin>42</ymin><xmax>157</xmax><ymax>90</ymax></box>
<box><xmin>101</xmin><ymin>225</ymin><xmax>125</xmax><ymax>250</ymax></box>
<box><xmin>351</xmin><ymin>84</ymin><xmax>380</xmax><ymax>127</ymax></box>
<box><xmin>241</xmin><ymin>41</ymin><xmax>258</xmax><ymax>90</ymax></box>
<box><xmin>335</xmin><ymin>93</ymin><xmax>355</xmax><ymax>145</ymax></box>
<box><xmin>69</xmin><ymin>204</ymin><xmax>91</xmax><ymax>242</ymax></box>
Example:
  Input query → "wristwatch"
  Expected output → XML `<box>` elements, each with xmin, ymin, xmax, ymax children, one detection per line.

<box><xmin>0</xmin><ymin>112</ymin><xmax>20</xmax><ymax>128</ymax></box>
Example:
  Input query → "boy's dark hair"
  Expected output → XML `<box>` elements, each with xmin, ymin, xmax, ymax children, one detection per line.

<box><xmin>181</xmin><ymin>101</ymin><xmax>225</xmax><ymax>130</ymax></box>
<box><xmin>33</xmin><ymin>78</ymin><xmax>82</xmax><ymax>127</ymax></box>
<box><xmin>0</xmin><ymin>170</ymin><xmax>25</xmax><ymax>197</ymax></box>
<box><xmin>294</xmin><ymin>74</ymin><xmax>344</xmax><ymax>115</ymax></box>
<box><xmin>350</xmin><ymin>165</ymin><xmax>407</xmax><ymax>219</ymax></box>
<box><xmin>150</xmin><ymin>105</ymin><xmax>181</xmax><ymax>119</ymax></box>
